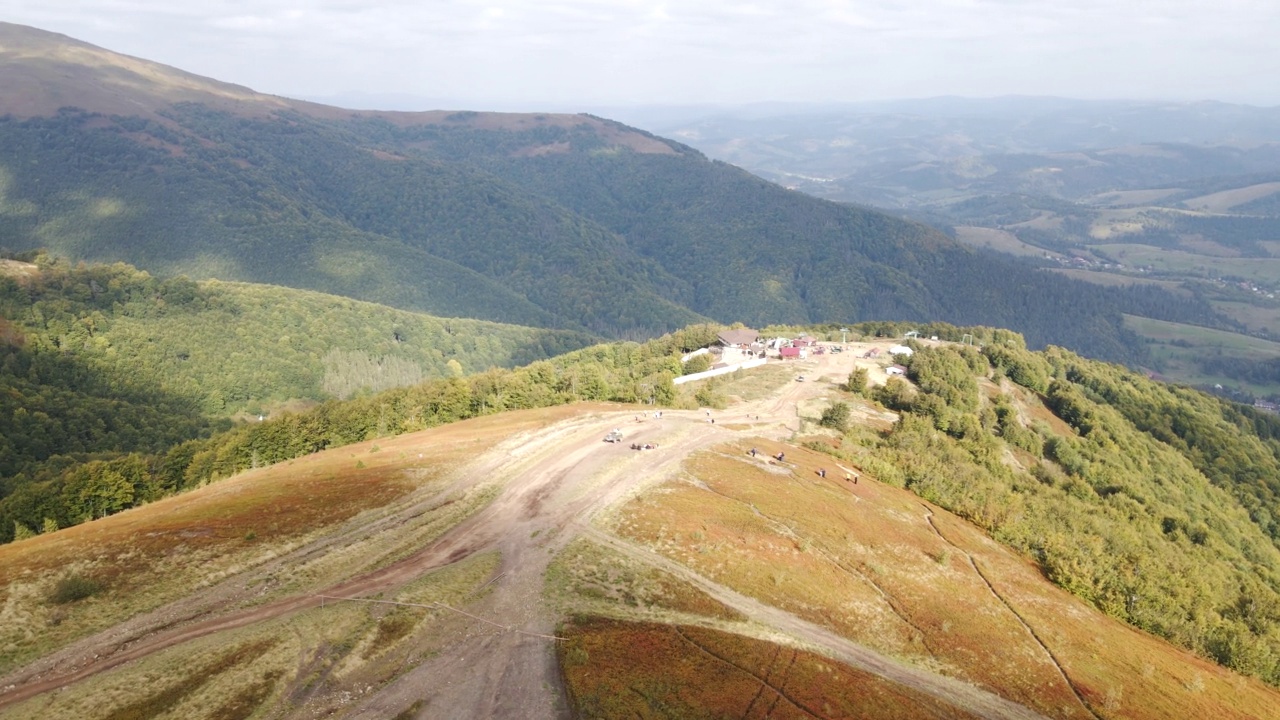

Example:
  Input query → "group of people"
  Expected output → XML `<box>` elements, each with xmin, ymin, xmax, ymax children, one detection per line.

<box><xmin>748</xmin><ymin>447</ymin><xmax>785</xmax><ymax>462</ymax></box>
<box><xmin>746</xmin><ymin>447</ymin><xmax>859</xmax><ymax>484</ymax></box>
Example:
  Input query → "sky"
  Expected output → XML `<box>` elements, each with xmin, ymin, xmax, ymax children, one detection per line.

<box><xmin>4</xmin><ymin>0</ymin><xmax>1279</xmax><ymax>111</ymax></box>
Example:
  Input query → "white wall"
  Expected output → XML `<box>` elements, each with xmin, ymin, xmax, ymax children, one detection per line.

<box><xmin>673</xmin><ymin>358</ymin><xmax>768</xmax><ymax>385</ymax></box>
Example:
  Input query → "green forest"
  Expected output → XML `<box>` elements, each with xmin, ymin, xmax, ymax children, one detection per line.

<box><xmin>0</xmin><ymin>255</ymin><xmax>598</xmax><ymax>520</ymax></box>
<box><xmin>828</xmin><ymin>338</ymin><xmax>1280</xmax><ymax>685</ymax></box>
<box><xmin>0</xmin><ymin>104</ymin><xmax>1237</xmax><ymax>363</ymax></box>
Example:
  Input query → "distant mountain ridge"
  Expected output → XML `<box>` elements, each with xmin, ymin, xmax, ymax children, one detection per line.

<box><xmin>0</xmin><ymin>22</ymin><xmax>1215</xmax><ymax>361</ymax></box>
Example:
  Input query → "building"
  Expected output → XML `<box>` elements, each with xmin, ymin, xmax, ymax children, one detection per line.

<box><xmin>886</xmin><ymin>364</ymin><xmax>908</xmax><ymax>376</ymax></box>
<box><xmin>717</xmin><ymin>329</ymin><xmax>760</xmax><ymax>348</ymax></box>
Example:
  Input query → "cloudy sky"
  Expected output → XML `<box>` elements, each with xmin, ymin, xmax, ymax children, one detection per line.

<box><xmin>4</xmin><ymin>0</ymin><xmax>1278</xmax><ymax>110</ymax></box>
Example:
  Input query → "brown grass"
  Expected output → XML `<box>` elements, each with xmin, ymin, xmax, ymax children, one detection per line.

<box><xmin>547</xmin><ymin>537</ymin><xmax>744</xmax><ymax>622</ymax></box>
<box><xmin>0</xmin><ymin>544</ymin><xmax>506</xmax><ymax>720</ymax></box>
<box><xmin>98</xmin><ymin>638</ymin><xmax>278</xmax><ymax>720</ymax></box>
<box><xmin>0</xmin><ymin>404</ymin><xmax>586</xmax><ymax>674</ymax></box>
<box><xmin>954</xmin><ymin>226</ymin><xmax>1059</xmax><ymax>258</ymax></box>
<box><xmin>927</xmin><ymin>511</ymin><xmax>1280</xmax><ymax>720</ymax></box>
<box><xmin>610</xmin><ymin>440</ymin><xmax>1280</xmax><ymax>719</ymax></box>
<box><xmin>558</xmin><ymin>616</ymin><xmax>981</xmax><ymax>719</ymax></box>
<box><xmin>0</xmin><ymin>259</ymin><xmax>37</xmax><ymax>279</ymax></box>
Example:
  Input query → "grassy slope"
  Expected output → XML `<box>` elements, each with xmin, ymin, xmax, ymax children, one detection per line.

<box><xmin>0</xmin><ymin>403</ymin><xmax>593</xmax><ymax>683</ymax></box>
<box><xmin>2</xmin><ymin>361</ymin><xmax>1279</xmax><ymax>717</ymax></box>
<box><xmin>590</xmin><ymin>439</ymin><xmax>1280</xmax><ymax>719</ymax></box>
<box><xmin>558</xmin><ymin>617</ymin><xmax>983</xmax><ymax>720</ymax></box>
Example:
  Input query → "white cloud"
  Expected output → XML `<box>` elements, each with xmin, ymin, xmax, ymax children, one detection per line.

<box><xmin>2</xmin><ymin>0</ymin><xmax>1278</xmax><ymax>106</ymax></box>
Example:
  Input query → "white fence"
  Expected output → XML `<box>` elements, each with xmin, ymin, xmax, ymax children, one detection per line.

<box><xmin>672</xmin><ymin>358</ymin><xmax>768</xmax><ymax>385</ymax></box>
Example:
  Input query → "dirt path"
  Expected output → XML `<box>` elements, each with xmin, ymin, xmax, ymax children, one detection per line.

<box><xmin>922</xmin><ymin>506</ymin><xmax>1100</xmax><ymax>720</ymax></box>
<box><xmin>579</xmin><ymin>527</ymin><xmax>1047</xmax><ymax>720</ymax></box>
<box><xmin>0</xmin><ymin>343</ymin><xmax>1046</xmax><ymax>720</ymax></box>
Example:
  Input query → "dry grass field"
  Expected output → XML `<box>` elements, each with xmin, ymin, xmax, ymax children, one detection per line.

<box><xmin>558</xmin><ymin>617</ymin><xmax>983</xmax><ymax>720</ymax></box>
<box><xmin>2</xmin><ymin>349</ymin><xmax>1278</xmax><ymax>719</ymax></box>
<box><xmin>605</xmin><ymin>441</ymin><xmax>1280</xmax><ymax>719</ymax></box>
<box><xmin>1182</xmin><ymin>182</ymin><xmax>1280</xmax><ymax>213</ymax></box>
<box><xmin>954</xmin><ymin>226</ymin><xmax>1062</xmax><ymax>258</ymax></box>
<box><xmin>0</xmin><ymin>404</ymin><xmax>585</xmax><ymax>676</ymax></box>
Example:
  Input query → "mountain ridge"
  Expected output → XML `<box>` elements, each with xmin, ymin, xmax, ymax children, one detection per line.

<box><xmin>0</xmin><ymin>21</ymin><xmax>1217</xmax><ymax>362</ymax></box>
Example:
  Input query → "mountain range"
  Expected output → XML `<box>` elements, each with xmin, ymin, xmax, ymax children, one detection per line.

<box><xmin>623</xmin><ymin>97</ymin><xmax>1280</xmax><ymax>397</ymax></box>
<box><xmin>0</xmin><ymin>21</ymin><xmax>1226</xmax><ymax>362</ymax></box>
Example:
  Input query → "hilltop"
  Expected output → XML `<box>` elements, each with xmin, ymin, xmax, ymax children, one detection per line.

<box><xmin>0</xmin><ymin>22</ymin><xmax>1217</xmax><ymax>360</ymax></box>
<box><xmin>1</xmin><ymin>329</ymin><xmax>1279</xmax><ymax>718</ymax></box>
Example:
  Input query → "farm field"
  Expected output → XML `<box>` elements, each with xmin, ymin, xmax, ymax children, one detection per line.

<box><xmin>1049</xmin><ymin>268</ymin><xmax>1190</xmax><ymax>292</ymax></box>
<box><xmin>1092</xmin><ymin>243</ymin><xmax>1280</xmax><ymax>283</ymax></box>
<box><xmin>1124</xmin><ymin>315</ymin><xmax>1280</xmax><ymax>394</ymax></box>
<box><xmin>1213</xmin><ymin>300</ymin><xmax>1280</xmax><ymax>337</ymax></box>
<box><xmin>1182</xmin><ymin>182</ymin><xmax>1280</xmax><ymax>213</ymax></box>
<box><xmin>954</xmin><ymin>226</ymin><xmax>1062</xmax><ymax>258</ymax></box>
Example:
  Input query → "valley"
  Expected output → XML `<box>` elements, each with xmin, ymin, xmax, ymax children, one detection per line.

<box><xmin>633</xmin><ymin>100</ymin><xmax>1280</xmax><ymax>400</ymax></box>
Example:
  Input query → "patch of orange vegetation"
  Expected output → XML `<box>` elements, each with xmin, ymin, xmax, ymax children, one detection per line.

<box><xmin>614</xmin><ymin>440</ymin><xmax>1280</xmax><ymax>719</ymax></box>
<box><xmin>1017</xmin><ymin>390</ymin><xmax>1076</xmax><ymax>437</ymax></box>
<box><xmin>0</xmin><ymin>403</ymin><xmax>592</xmax><ymax>595</ymax></box>
<box><xmin>0</xmin><ymin>317</ymin><xmax>25</xmax><ymax>347</ymax></box>
<box><xmin>0</xmin><ymin>260</ymin><xmax>38</xmax><ymax>282</ymax></box>
<box><xmin>929</xmin><ymin>511</ymin><xmax>1280</xmax><ymax>720</ymax></box>
<box><xmin>559</xmin><ymin>616</ymin><xmax>980</xmax><ymax>719</ymax></box>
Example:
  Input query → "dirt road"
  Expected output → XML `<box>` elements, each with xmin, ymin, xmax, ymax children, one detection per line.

<box><xmin>1</xmin><ymin>342</ymin><xmax>1045</xmax><ymax>719</ymax></box>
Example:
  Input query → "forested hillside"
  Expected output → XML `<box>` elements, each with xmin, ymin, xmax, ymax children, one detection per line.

<box><xmin>0</xmin><ymin>22</ymin><xmax>1232</xmax><ymax>362</ymax></box>
<box><xmin>830</xmin><ymin>336</ymin><xmax>1280</xmax><ymax>684</ymax></box>
<box><xmin>0</xmin><ymin>255</ymin><xmax>598</xmax><ymax>525</ymax></box>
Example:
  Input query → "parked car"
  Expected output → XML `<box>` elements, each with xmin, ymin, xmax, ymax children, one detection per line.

<box><xmin>604</xmin><ymin>430</ymin><xmax>623</xmax><ymax>443</ymax></box>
